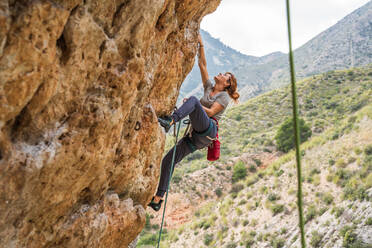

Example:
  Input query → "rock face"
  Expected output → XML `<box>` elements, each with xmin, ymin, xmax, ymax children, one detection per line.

<box><xmin>0</xmin><ymin>0</ymin><xmax>220</xmax><ymax>247</ymax></box>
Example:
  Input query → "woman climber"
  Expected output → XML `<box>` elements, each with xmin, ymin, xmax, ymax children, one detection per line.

<box><xmin>148</xmin><ymin>34</ymin><xmax>240</xmax><ymax>211</ymax></box>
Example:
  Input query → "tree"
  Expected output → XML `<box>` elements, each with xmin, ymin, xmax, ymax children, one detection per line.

<box><xmin>275</xmin><ymin>117</ymin><xmax>312</xmax><ymax>152</ymax></box>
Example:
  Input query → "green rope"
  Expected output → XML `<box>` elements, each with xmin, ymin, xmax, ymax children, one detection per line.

<box><xmin>285</xmin><ymin>1</ymin><xmax>306</xmax><ymax>247</ymax></box>
<box><xmin>157</xmin><ymin>121</ymin><xmax>182</xmax><ymax>248</ymax></box>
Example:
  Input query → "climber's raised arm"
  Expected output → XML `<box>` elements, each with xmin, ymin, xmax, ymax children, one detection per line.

<box><xmin>197</xmin><ymin>34</ymin><xmax>209</xmax><ymax>88</ymax></box>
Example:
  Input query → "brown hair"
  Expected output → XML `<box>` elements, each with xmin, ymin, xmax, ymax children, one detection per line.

<box><xmin>225</xmin><ymin>72</ymin><xmax>239</xmax><ymax>103</ymax></box>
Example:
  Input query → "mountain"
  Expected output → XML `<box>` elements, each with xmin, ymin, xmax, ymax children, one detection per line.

<box><xmin>140</xmin><ymin>65</ymin><xmax>372</xmax><ymax>248</ymax></box>
<box><xmin>179</xmin><ymin>1</ymin><xmax>372</xmax><ymax>103</ymax></box>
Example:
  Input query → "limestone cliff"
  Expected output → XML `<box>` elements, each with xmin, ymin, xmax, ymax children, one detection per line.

<box><xmin>0</xmin><ymin>0</ymin><xmax>220</xmax><ymax>247</ymax></box>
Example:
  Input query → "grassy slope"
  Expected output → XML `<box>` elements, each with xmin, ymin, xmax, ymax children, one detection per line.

<box><xmin>160</xmin><ymin>105</ymin><xmax>372</xmax><ymax>248</ymax></box>
<box><xmin>221</xmin><ymin>65</ymin><xmax>371</xmax><ymax>156</ymax></box>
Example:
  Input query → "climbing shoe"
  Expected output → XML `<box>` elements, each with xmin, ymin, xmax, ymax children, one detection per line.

<box><xmin>158</xmin><ymin>116</ymin><xmax>173</xmax><ymax>133</ymax></box>
<box><xmin>148</xmin><ymin>197</ymin><xmax>163</xmax><ymax>211</ymax></box>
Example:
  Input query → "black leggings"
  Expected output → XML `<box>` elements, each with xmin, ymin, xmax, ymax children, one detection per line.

<box><xmin>156</xmin><ymin>96</ymin><xmax>217</xmax><ymax>197</ymax></box>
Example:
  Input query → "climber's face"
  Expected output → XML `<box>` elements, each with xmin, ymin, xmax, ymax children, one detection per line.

<box><xmin>214</xmin><ymin>72</ymin><xmax>232</xmax><ymax>90</ymax></box>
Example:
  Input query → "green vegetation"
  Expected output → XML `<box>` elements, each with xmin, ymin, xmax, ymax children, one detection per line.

<box><xmin>366</xmin><ymin>218</ymin><xmax>372</xmax><ymax>225</ymax></box>
<box><xmin>137</xmin><ymin>232</ymin><xmax>157</xmax><ymax>246</ymax></box>
<box><xmin>270</xmin><ymin>237</ymin><xmax>285</xmax><ymax>248</ymax></box>
<box><xmin>215</xmin><ymin>188</ymin><xmax>223</xmax><ymax>197</ymax></box>
<box><xmin>321</xmin><ymin>192</ymin><xmax>334</xmax><ymax>205</ymax></box>
<box><xmin>270</xmin><ymin>204</ymin><xmax>285</xmax><ymax>216</ymax></box>
<box><xmin>306</xmin><ymin>205</ymin><xmax>318</xmax><ymax>223</ymax></box>
<box><xmin>268</xmin><ymin>193</ymin><xmax>280</xmax><ymax>202</ymax></box>
<box><xmin>203</xmin><ymin>233</ymin><xmax>214</xmax><ymax>246</ymax></box>
<box><xmin>232</xmin><ymin>160</ymin><xmax>247</xmax><ymax>182</ymax></box>
<box><xmin>275</xmin><ymin>117</ymin><xmax>312</xmax><ymax>152</ymax></box>
<box><xmin>339</xmin><ymin>225</ymin><xmax>369</xmax><ymax>248</ymax></box>
<box><xmin>310</xmin><ymin>231</ymin><xmax>323</xmax><ymax>247</ymax></box>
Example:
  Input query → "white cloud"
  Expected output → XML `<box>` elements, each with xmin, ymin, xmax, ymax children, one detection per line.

<box><xmin>201</xmin><ymin>0</ymin><xmax>370</xmax><ymax>56</ymax></box>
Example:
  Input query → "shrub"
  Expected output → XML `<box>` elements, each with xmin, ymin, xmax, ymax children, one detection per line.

<box><xmin>310</xmin><ymin>231</ymin><xmax>323</xmax><ymax>248</ymax></box>
<box><xmin>275</xmin><ymin>117</ymin><xmax>312</xmax><ymax>152</ymax></box>
<box><xmin>329</xmin><ymin>159</ymin><xmax>336</xmax><ymax>166</ymax></box>
<box><xmin>248</xmin><ymin>164</ymin><xmax>257</xmax><ymax>173</ymax></box>
<box><xmin>339</xmin><ymin>225</ymin><xmax>366</xmax><ymax>248</ymax></box>
<box><xmin>275</xmin><ymin>169</ymin><xmax>284</xmax><ymax>177</ymax></box>
<box><xmin>260</xmin><ymin>186</ymin><xmax>268</xmax><ymax>194</ymax></box>
<box><xmin>321</xmin><ymin>192</ymin><xmax>334</xmax><ymax>205</ymax></box>
<box><xmin>271</xmin><ymin>238</ymin><xmax>285</xmax><ymax>248</ymax></box>
<box><xmin>365</xmin><ymin>145</ymin><xmax>372</xmax><ymax>156</ymax></box>
<box><xmin>271</xmin><ymin>204</ymin><xmax>285</xmax><ymax>215</ymax></box>
<box><xmin>244</xmin><ymin>237</ymin><xmax>254</xmax><ymax>248</ymax></box>
<box><xmin>336</xmin><ymin>158</ymin><xmax>347</xmax><ymax>168</ymax></box>
<box><xmin>198</xmin><ymin>219</ymin><xmax>211</xmax><ymax>230</ymax></box>
<box><xmin>232</xmin><ymin>161</ymin><xmax>247</xmax><ymax>182</ymax></box>
<box><xmin>172</xmin><ymin>173</ymin><xmax>182</xmax><ymax>184</ymax></box>
<box><xmin>332</xmin><ymin>207</ymin><xmax>344</xmax><ymax>218</ymax></box>
<box><xmin>310</xmin><ymin>168</ymin><xmax>321</xmax><ymax>175</ymax></box>
<box><xmin>253</xmin><ymin>158</ymin><xmax>262</xmax><ymax>166</ymax></box>
<box><xmin>343</xmin><ymin>184</ymin><xmax>367</xmax><ymax>201</ymax></box>
<box><xmin>235</xmin><ymin>114</ymin><xmax>242</xmax><ymax>121</ymax></box>
<box><xmin>145</xmin><ymin>213</ymin><xmax>151</xmax><ymax>230</ymax></box>
<box><xmin>366</xmin><ymin>217</ymin><xmax>372</xmax><ymax>225</ymax></box>
<box><xmin>236</xmin><ymin>208</ymin><xmax>243</xmax><ymax>215</ymax></box>
<box><xmin>366</xmin><ymin>173</ymin><xmax>372</xmax><ymax>188</ymax></box>
<box><xmin>326</xmin><ymin>173</ymin><xmax>334</xmax><ymax>182</ymax></box>
<box><xmin>268</xmin><ymin>193</ymin><xmax>280</xmax><ymax>202</ymax></box>
<box><xmin>306</xmin><ymin>205</ymin><xmax>317</xmax><ymax>223</ymax></box>
<box><xmin>215</xmin><ymin>188</ymin><xmax>223</xmax><ymax>198</ymax></box>
<box><xmin>137</xmin><ymin>233</ymin><xmax>157</xmax><ymax>246</ymax></box>
<box><xmin>354</xmin><ymin>147</ymin><xmax>362</xmax><ymax>155</ymax></box>
<box><xmin>203</xmin><ymin>233</ymin><xmax>214</xmax><ymax>246</ymax></box>
<box><xmin>226</xmin><ymin>242</ymin><xmax>237</xmax><ymax>248</ymax></box>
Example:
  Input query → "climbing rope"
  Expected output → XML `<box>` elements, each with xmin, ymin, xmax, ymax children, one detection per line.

<box><xmin>286</xmin><ymin>0</ymin><xmax>306</xmax><ymax>247</ymax></box>
<box><xmin>157</xmin><ymin>119</ymin><xmax>182</xmax><ymax>248</ymax></box>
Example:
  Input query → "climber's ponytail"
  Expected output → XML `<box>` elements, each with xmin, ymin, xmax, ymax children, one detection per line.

<box><xmin>225</xmin><ymin>72</ymin><xmax>239</xmax><ymax>103</ymax></box>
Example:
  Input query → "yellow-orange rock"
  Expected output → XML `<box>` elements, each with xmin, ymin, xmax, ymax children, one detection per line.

<box><xmin>0</xmin><ymin>0</ymin><xmax>220</xmax><ymax>247</ymax></box>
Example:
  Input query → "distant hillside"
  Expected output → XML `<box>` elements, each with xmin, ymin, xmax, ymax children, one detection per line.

<box><xmin>140</xmin><ymin>65</ymin><xmax>372</xmax><ymax>248</ymax></box>
<box><xmin>180</xmin><ymin>1</ymin><xmax>372</xmax><ymax>103</ymax></box>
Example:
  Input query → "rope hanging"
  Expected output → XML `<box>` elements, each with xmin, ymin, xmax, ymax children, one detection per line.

<box><xmin>157</xmin><ymin>120</ymin><xmax>182</xmax><ymax>248</ymax></box>
<box><xmin>285</xmin><ymin>0</ymin><xmax>306</xmax><ymax>247</ymax></box>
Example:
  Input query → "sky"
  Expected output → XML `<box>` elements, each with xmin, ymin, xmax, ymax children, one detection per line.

<box><xmin>201</xmin><ymin>0</ymin><xmax>371</xmax><ymax>57</ymax></box>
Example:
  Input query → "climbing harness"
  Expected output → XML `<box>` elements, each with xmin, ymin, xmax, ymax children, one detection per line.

<box><xmin>286</xmin><ymin>0</ymin><xmax>306</xmax><ymax>247</ymax></box>
<box><xmin>183</xmin><ymin>117</ymin><xmax>217</xmax><ymax>153</ymax></box>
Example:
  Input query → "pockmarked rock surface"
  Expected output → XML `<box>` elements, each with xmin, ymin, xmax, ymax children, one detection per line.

<box><xmin>0</xmin><ymin>0</ymin><xmax>220</xmax><ymax>247</ymax></box>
